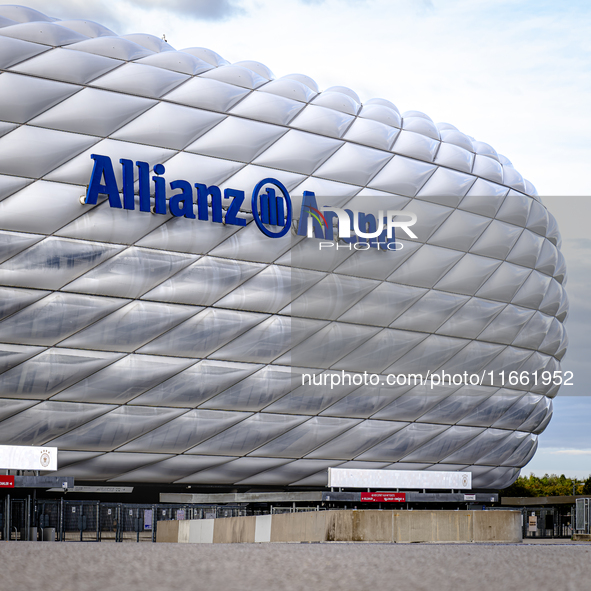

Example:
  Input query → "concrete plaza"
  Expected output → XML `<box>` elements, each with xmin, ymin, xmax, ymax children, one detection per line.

<box><xmin>1</xmin><ymin>540</ymin><xmax>590</xmax><ymax>591</ymax></box>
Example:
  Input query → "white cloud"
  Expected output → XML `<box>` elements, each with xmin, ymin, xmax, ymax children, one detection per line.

<box><xmin>19</xmin><ymin>0</ymin><xmax>591</xmax><ymax>196</ymax></box>
<box><xmin>125</xmin><ymin>0</ymin><xmax>246</xmax><ymax>21</ymax></box>
<box><xmin>78</xmin><ymin>0</ymin><xmax>589</xmax><ymax>196</ymax></box>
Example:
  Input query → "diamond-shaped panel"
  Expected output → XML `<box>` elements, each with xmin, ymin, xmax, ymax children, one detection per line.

<box><xmin>0</xmin><ymin>6</ymin><xmax>568</xmax><ymax>492</ymax></box>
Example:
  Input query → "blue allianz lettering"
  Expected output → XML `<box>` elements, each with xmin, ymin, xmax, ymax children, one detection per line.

<box><xmin>84</xmin><ymin>154</ymin><xmax>249</xmax><ymax>228</ymax></box>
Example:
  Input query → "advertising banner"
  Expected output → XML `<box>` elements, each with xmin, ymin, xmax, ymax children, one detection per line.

<box><xmin>329</xmin><ymin>468</ymin><xmax>472</xmax><ymax>490</ymax></box>
<box><xmin>0</xmin><ymin>446</ymin><xmax>58</xmax><ymax>471</ymax></box>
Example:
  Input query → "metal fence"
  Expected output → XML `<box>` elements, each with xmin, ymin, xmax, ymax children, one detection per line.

<box><xmin>4</xmin><ymin>497</ymin><xmax>30</xmax><ymax>541</ymax></box>
<box><xmin>522</xmin><ymin>507</ymin><xmax>573</xmax><ymax>539</ymax></box>
<box><xmin>575</xmin><ymin>498</ymin><xmax>590</xmax><ymax>534</ymax></box>
<box><xmin>0</xmin><ymin>498</ymin><xmax>257</xmax><ymax>542</ymax></box>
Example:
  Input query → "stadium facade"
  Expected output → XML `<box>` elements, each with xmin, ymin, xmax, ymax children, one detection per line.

<box><xmin>0</xmin><ymin>5</ymin><xmax>568</xmax><ymax>490</ymax></box>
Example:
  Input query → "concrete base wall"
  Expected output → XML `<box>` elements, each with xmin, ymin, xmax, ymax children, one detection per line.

<box><xmin>156</xmin><ymin>520</ymin><xmax>179</xmax><ymax>543</ymax></box>
<box><xmin>473</xmin><ymin>510</ymin><xmax>522</xmax><ymax>543</ymax></box>
<box><xmin>156</xmin><ymin>510</ymin><xmax>522</xmax><ymax>544</ymax></box>
<box><xmin>213</xmin><ymin>515</ymin><xmax>257</xmax><ymax>543</ymax></box>
<box><xmin>394</xmin><ymin>511</ymin><xmax>472</xmax><ymax>543</ymax></box>
<box><xmin>179</xmin><ymin>519</ymin><xmax>215</xmax><ymax>543</ymax></box>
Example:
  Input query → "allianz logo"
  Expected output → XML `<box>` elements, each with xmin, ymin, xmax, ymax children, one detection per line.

<box><xmin>83</xmin><ymin>154</ymin><xmax>417</xmax><ymax>251</ymax></box>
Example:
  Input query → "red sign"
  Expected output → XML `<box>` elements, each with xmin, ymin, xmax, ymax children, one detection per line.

<box><xmin>361</xmin><ymin>492</ymin><xmax>406</xmax><ymax>502</ymax></box>
<box><xmin>0</xmin><ymin>476</ymin><xmax>14</xmax><ymax>488</ymax></box>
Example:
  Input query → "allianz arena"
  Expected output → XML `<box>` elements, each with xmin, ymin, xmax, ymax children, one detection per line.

<box><xmin>0</xmin><ymin>5</ymin><xmax>568</xmax><ymax>490</ymax></box>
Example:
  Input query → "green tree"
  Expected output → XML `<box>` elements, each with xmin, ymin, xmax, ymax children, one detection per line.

<box><xmin>502</xmin><ymin>477</ymin><xmax>534</xmax><ymax>497</ymax></box>
<box><xmin>500</xmin><ymin>473</ymin><xmax>588</xmax><ymax>497</ymax></box>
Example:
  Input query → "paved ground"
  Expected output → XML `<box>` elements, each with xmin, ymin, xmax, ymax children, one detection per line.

<box><xmin>2</xmin><ymin>541</ymin><xmax>591</xmax><ymax>591</ymax></box>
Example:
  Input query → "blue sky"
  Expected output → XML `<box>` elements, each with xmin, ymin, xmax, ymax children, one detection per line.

<box><xmin>16</xmin><ymin>0</ymin><xmax>591</xmax><ymax>478</ymax></box>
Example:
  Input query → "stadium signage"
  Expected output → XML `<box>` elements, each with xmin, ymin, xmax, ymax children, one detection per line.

<box><xmin>83</xmin><ymin>154</ymin><xmax>416</xmax><ymax>250</ymax></box>
<box><xmin>360</xmin><ymin>492</ymin><xmax>406</xmax><ymax>502</ymax></box>
<box><xmin>328</xmin><ymin>468</ymin><xmax>472</xmax><ymax>490</ymax></box>
<box><xmin>0</xmin><ymin>445</ymin><xmax>58</xmax><ymax>471</ymax></box>
<box><xmin>0</xmin><ymin>475</ymin><xmax>15</xmax><ymax>488</ymax></box>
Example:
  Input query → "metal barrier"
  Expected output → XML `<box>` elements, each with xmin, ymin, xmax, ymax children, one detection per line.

<box><xmin>9</xmin><ymin>498</ymin><xmax>28</xmax><ymax>541</ymax></box>
<box><xmin>271</xmin><ymin>505</ymin><xmax>325</xmax><ymax>514</ymax></box>
<box><xmin>116</xmin><ymin>504</ymin><xmax>155</xmax><ymax>543</ymax></box>
<box><xmin>0</xmin><ymin>499</ymin><xmax>252</xmax><ymax>542</ymax></box>
<box><xmin>2</xmin><ymin>496</ymin><xmax>34</xmax><ymax>541</ymax></box>
<box><xmin>98</xmin><ymin>503</ymin><xmax>120</xmax><ymax>542</ymax></box>
<box><xmin>575</xmin><ymin>498</ymin><xmax>590</xmax><ymax>534</ymax></box>
<box><xmin>38</xmin><ymin>499</ymin><xmax>60</xmax><ymax>541</ymax></box>
<box><xmin>62</xmin><ymin>500</ymin><xmax>100</xmax><ymax>541</ymax></box>
<box><xmin>522</xmin><ymin>507</ymin><xmax>573</xmax><ymax>539</ymax></box>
